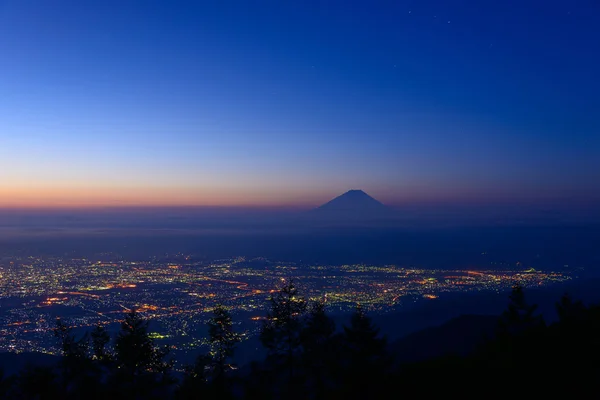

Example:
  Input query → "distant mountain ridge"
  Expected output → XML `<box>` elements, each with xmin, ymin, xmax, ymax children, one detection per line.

<box><xmin>304</xmin><ymin>189</ymin><xmax>396</xmax><ymax>227</ymax></box>
<box><xmin>316</xmin><ymin>189</ymin><xmax>388</xmax><ymax>213</ymax></box>
<box><xmin>0</xmin><ymin>352</ymin><xmax>59</xmax><ymax>376</ymax></box>
<box><xmin>390</xmin><ymin>314</ymin><xmax>498</xmax><ymax>364</ymax></box>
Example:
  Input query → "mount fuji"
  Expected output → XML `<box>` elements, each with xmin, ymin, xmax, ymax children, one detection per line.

<box><xmin>308</xmin><ymin>190</ymin><xmax>395</xmax><ymax>225</ymax></box>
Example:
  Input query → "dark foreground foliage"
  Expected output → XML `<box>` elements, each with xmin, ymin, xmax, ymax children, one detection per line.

<box><xmin>2</xmin><ymin>281</ymin><xmax>600</xmax><ymax>399</ymax></box>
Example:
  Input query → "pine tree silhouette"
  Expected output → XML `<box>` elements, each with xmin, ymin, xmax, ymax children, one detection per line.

<box><xmin>54</xmin><ymin>318</ymin><xmax>89</xmax><ymax>360</ymax></box>
<box><xmin>484</xmin><ymin>284</ymin><xmax>546</xmax><ymax>370</ymax></box>
<box><xmin>301</xmin><ymin>299</ymin><xmax>338</xmax><ymax>398</ymax></box>
<box><xmin>496</xmin><ymin>284</ymin><xmax>545</xmax><ymax>339</ymax></box>
<box><xmin>341</xmin><ymin>305</ymin><xmax>390</xmax><ymax>399</ymax></box>
<box><xmin>176</xmin><ymin>354</ymin><xmax>211</xmax><ymax>400</ymax></box>
<box><xmin>112</xmin><ymin>309</ymin><xmax>174</xmax><ymax>398</ymax></box>
<box><xmin>91</xmin><ymin>324</ymin><xmax>111</xmax><ymax>362</ymax></box>
<box><xmin>260</xmin><ymin>278</ymin><xmax>308</xmax><ymax>398</ymax></box>
<box><xmin>115</xmin><ymin>310</ymin><xmax>156</xmax><ymax>376</ymax></box>
<box><xmin>53</xmin><ymin>317</ymin><xmax>92</xmax><ymax>396</ymax></box>
<box><xmin>556</xmin><ymin>292</ymin><xmax>587</xmax><ymax>326</ymax></box>
<box><xmin>208</xmin><ymin>304</ymin><xmax>240</xmax><ymax>398</ymax></box>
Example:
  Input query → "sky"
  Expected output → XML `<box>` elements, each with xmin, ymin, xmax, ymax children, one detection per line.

<box><xmin>0</xmin><ymin>0</ymin><xmax>599</xmax><ymax>209</ymax></box>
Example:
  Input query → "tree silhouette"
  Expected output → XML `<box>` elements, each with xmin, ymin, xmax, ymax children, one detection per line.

<box><xmin>91</xmin><ymin>324</ymin><xmax>111</xmax><ymax>362</ymax></box>
<box><xmin>207</xmin><ymin>304</ymin><xmax>240</xmax><ymax>398</ymax></box>
<box><xmin>112</xmin><ymin>310</ymin><xmax>173</xmax><ymax>398</ymax></box>
<box><xmin>556</xmin><ymin>292</ymin><xmax>587</xmax><ymax>326</ymax></box>
<box><xmin>553</xmin><ymin>293</ymin><xmax>600</xmax><ymax>368</ymax></box>
<box><xmin>497</xmin><ymin>284</ymin><xmax>545</xmax><ymax>335</ymax></box>
<box><xmin>54</xmin><ymin>318</ymin><xmax>89</xmax><ymax>360</ymax></box>
<box><xmin>481</xmin><ymin>284</ymin><xmax>547</xmax><ymax>370</ymax></box>
<box><xmin>115</xmin><ymin>310</ymin><xmax>156</xmax><ymax>376</ymax></box>
<box><xmin>53</xmin><ymin>317</ymin><xmax>92</xmax><ymax>396</ymax></box>
<box><xmin>343</xmin><ymin>305</ymin><xmax>388</xmax><ymax>364</ymax></box>
<box><xmin>176</xmin><ymin>354</ymin><xmax>210</xmax><ymax>400</ymax></box>
<box><xmin>301</xmin><ymin>299</ymin><xmax>339</xmax><ymax>398</ymax></box>
<box><xmin>244</xmin><ymin>361</ymin><xmax>275</xmax><ymax>400</ymax></box>
<box><xmin>260</xmin><ymin>279</ymin><xmax>307</xmax><ymax>397</ymax></box>
<box><xmin>341</xmin><ymin>304</ymin><xmax>390</xmax><ymax>399</ymax></box>
<box><xmin>208</xmin><ymin>305</ymin><xmax>240</xmax><ymax>378</ymax></box>
<box><xmin>303</xmin><ymin>300</ymin><xmax>335</xmax><ymax>347</ymax></box>
<box><xmin>27</xmin><ymin>280</ymin><xmax>600</xmax><ymax>398</ymax></box>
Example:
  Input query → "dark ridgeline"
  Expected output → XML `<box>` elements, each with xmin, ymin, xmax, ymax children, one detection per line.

<box><xmin>3</xmin><ymin>282</ymin><xmax>600</xmax><ymax>398</ymax></box>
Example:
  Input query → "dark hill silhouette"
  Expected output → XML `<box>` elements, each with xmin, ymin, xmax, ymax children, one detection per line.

<box><xmin>0</xmin><ymin>352</ymin><xmax>59</xmax><ymax>377</ymax></box>
<box><xmin>389</xmin><ymin>314</ymin><xmax>498</xmax><ymax>365</ymax></box>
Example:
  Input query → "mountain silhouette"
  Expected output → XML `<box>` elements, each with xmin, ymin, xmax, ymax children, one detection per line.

<box><xmin>389</xmin><ymin>314</ymin><xmax>498</xmax><ymax>365</ymax></box>
<box><xmin>307</xmin><ymin>190</ymin><xmax>394</xmax><ymax>226</ymax></box>
<box><xmin>317</xmin><ymin>190</ymin><xmax>388</xmax><ymax>213</ymax></box>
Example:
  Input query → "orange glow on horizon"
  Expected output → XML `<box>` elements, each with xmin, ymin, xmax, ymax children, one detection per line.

<box><xmin>0</xmin><ymin>184</ymin><xmax>334</xmax><ymax>209</ymax></box>
<box><xmin>1</xmin><ymin>183</ymin><xmax>588</xmax><ymax>210</ymax></box>
<box><xmin>0</xmin><ymin>184</ymin><xmax>477</xmax><ymax>209</ymax></box>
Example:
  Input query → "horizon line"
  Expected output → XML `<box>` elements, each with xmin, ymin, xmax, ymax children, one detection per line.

<box><xmin>0</xmin><ymin>200</ymin><xmax>598</xmax><ymax>213</ymax></box>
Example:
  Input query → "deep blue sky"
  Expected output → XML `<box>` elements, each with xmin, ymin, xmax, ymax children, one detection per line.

<box><xmin>0</xmin><ymin>0</ymin><xmax>598</xmax><ymax>208</ymax></box>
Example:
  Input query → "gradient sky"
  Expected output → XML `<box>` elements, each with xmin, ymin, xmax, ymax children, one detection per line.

<box><xmin>1</xmin><ymin>0</ymin><xmax>599</xmax><ymax>208</ymax></box>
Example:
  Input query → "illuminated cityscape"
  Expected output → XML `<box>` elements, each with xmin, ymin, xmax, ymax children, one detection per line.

<box><xmin>0</xmin><ymin>253</ymin><xmax>572</xmax><ymax>363</ymax></box>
